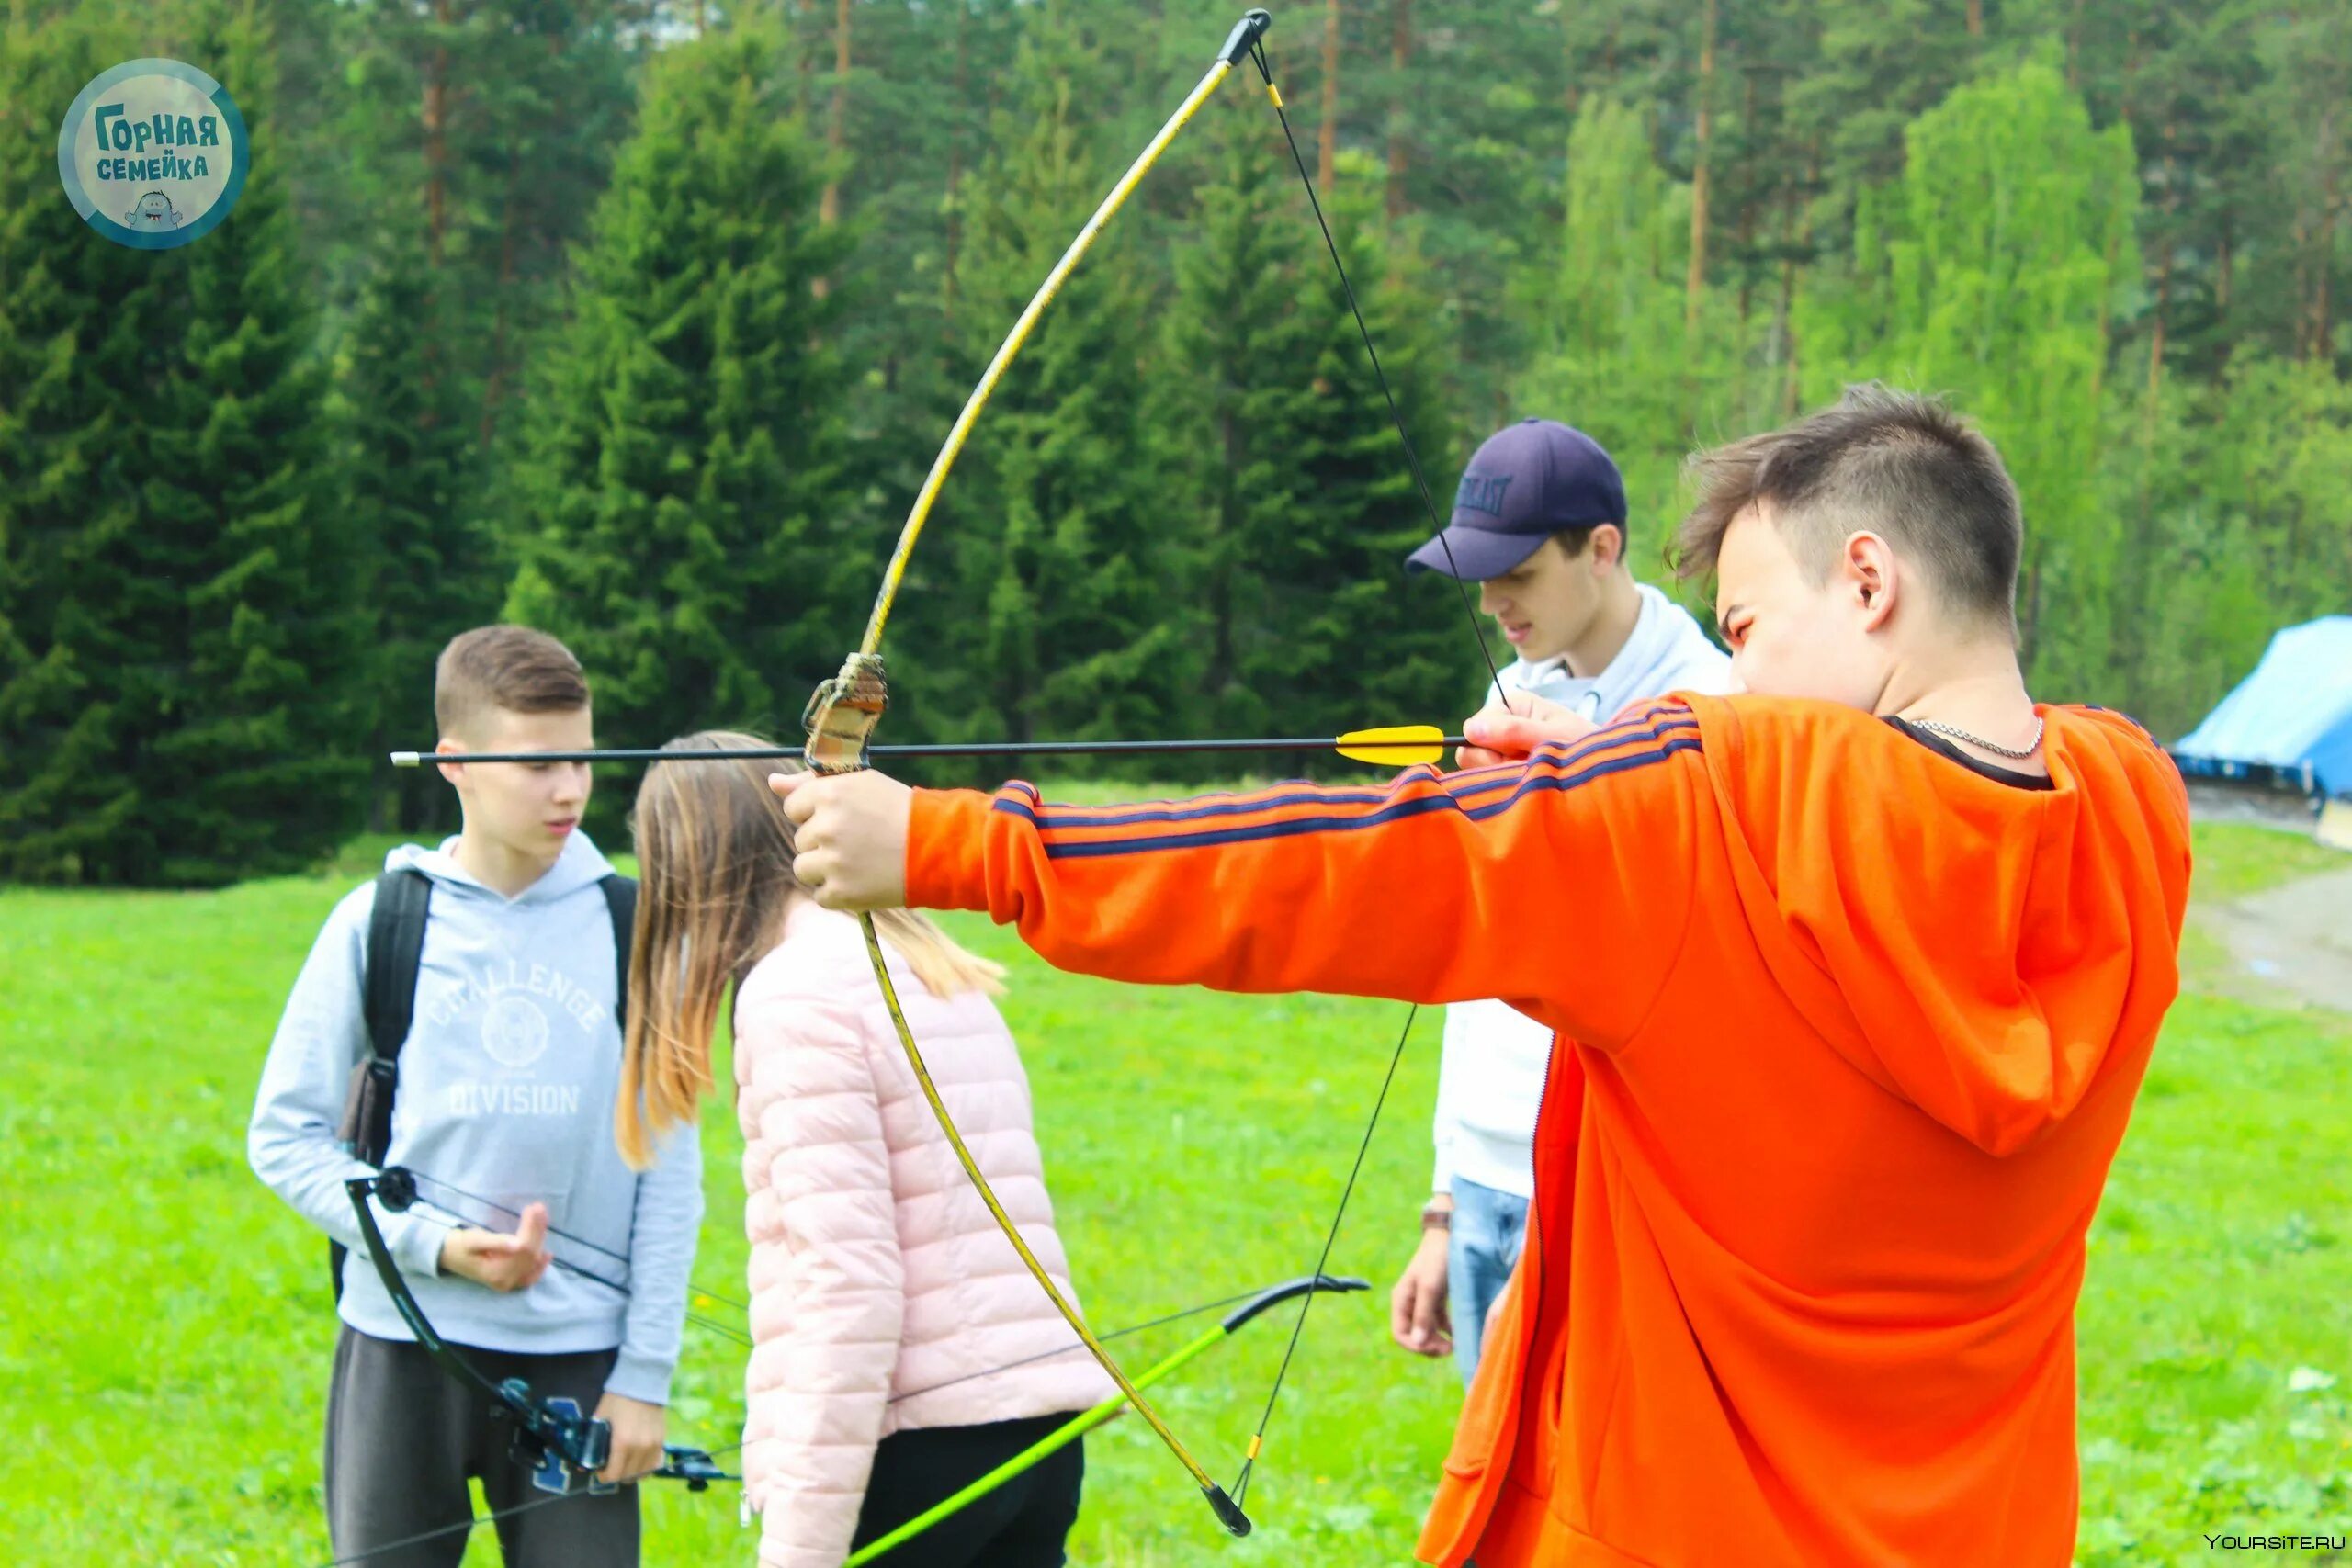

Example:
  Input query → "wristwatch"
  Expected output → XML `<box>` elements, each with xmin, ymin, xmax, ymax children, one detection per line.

<box><xmin>1420</xmin><ymin>1200</ymin><xmax>1452</xmax><ymax>1232</ymax></box>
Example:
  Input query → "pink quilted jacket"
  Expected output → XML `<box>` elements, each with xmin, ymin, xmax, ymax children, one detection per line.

<box><xmin>735</xmin><ymin>899</ymin><xmax>1115</xmax><ymax>1568</ymax></box>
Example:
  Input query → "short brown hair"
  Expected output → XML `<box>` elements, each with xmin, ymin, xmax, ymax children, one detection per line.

<box><xmin>435</xmin><ymin>626</ymin><xmax>591</xmax><ymax>739</ymax></box>
<box><xmin>1671</xmin><ymin>384</ymin><xmax>2022</xmax><ymax>627</ymax></box>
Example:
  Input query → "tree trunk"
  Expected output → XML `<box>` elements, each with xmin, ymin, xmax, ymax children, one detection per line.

<box><xmin>1319</xmin><ymin>0</ymin><xmax>1341</xmax><ymax>189</ymax></box>
<box><xmin>2309</xmin><ymin>108</ymin><xmax>2338</xmax><ymax>363</ymax></box>
<box><xmin>2217</xmin><ymin>220</ymin><xmax>2233</xmax><ymax>318</ymax></box>
<box><xmin>1966</xmin><ymin>0</ymin><xmax>1983</xmax><ymax>38</ymax></box>
<box><xmin>816</xmin><ymin>0</ymin><xmax>849</xmax><ymax>299</ymax></box>
<box><xmin>1685</xmin><ymin>0</ymin><xmax>1716</xmax><ymax>337</ymax></box>
<box><xmin>797</xmin><ymin>0</ymin><xmax>815</xmax><ymax>119</ymax></box>
<box><xmin>1735</xmin><ymin>71</ymin><xmax>1757</xmax><ymax>327</ymax></box>
<box><xmin>419</xmin><ymin>0</ymin><xmax>452</xmax><ymax>425</ymax></box>
<box><xmin>1386</xmin><ymin>0</ymin><xmax>1410</xmax><ymax>218</ymax></box>
<box><xmin>1781</xmin><ymin>147</ymin><xmax>1817</xmax><ymax>419</ymax></box>
<box><xmin>944</xmin><ymin>2</ymin><xmax>967</xmax><ymax>330</ymax></box>
<box><xmin>2147</xmin><ymin>147</ymin><xmax>2177</xmax><ymax>406</ymax></box>
<box><xmin>1207</xmin><ymin>403</ymin><xmax>1240</xmax><ymax>700</ymax></box>
<box><xmin>1562</xmin><ymin>4</ymin><xmax>1578</xmax><ymax>118</ymax></box>
<box><xmin>479</xmin><ymin>152</ymin><xmax>522</xmax><ymax>447</ymax></box>
<box><xmin>2089</xmin><ymin>39</ymin><xmax>2142</xmax><ymax>412</ymax></box>
<box><xmin>424</xmin><ymin>0</ymin><xmax>450</xmax><ymax>273</ymax></box>
<box><xmin>2065</xmin><ymin>0</ymin><xmax>2085</xmax><ymax>89</ymax></box>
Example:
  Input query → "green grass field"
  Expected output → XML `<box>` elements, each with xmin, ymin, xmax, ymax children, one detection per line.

<box><xmin>2</xmin><ymin>819</ymin><xmax>2346</xmax><ymax>1564</ymax></box>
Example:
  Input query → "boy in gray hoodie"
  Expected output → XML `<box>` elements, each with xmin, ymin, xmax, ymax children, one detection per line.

<box><xmin>249</xmin><ymin>625</ymin><xmax>703</xmax><ymax>1566</ymax></box>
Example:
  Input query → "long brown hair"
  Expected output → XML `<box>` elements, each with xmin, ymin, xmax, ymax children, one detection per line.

<box><xmin>616</xmin><ymin>729</ymin><xmax>1006</xmax><ymax>1168</ymax></box>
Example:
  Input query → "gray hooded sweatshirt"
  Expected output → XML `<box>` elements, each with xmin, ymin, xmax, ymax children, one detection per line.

<box><xmin>247</xmin><ymin>831</ymin><xmax>703</xmax><ymax>1406</ymax></box>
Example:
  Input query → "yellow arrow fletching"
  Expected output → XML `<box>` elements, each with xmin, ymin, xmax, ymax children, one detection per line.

<box><xmin>1332</xmin><ymin>725</ymin><xmax>1447</xmax><ymax>765</ymax></box>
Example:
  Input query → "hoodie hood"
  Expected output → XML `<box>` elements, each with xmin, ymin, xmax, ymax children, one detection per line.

<box><xmin>1496</xmin><ymin>582</ymin><xmax>1732</xmax><ymax>721</ymax></box>
<box><xmin>389</xmin><ymin>827</ymin><xmax>617</xmax><ymax>905</ymax></box>
<box><xmin>1690</xmin><ymin>697</ymin><xmax>2193</xmax><ymax>1157</ymax></box>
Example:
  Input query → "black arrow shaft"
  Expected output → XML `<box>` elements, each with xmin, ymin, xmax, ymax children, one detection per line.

<box><xmin>392</xmin><ymin>736</ymin><xmax>1466</xmax><ymax>767</ymax></box>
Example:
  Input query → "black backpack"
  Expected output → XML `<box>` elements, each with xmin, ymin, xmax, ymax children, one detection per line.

<box><xmin>331</xmin><ymin>865</ymin><xmax>638</xmax><ymax>1299</ymax></box>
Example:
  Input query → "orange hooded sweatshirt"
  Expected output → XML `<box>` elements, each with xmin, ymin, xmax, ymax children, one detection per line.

<box><xmin>902</xmin><ymin>694</ymin><xmax>2191</xmax><ymax>1567</ymax></box>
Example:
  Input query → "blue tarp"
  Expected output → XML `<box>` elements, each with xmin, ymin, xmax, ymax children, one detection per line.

<box><xmin>2173</xmin><ymin>615</ymin><xmax>2352</xmax><ymax>797</ymax></box>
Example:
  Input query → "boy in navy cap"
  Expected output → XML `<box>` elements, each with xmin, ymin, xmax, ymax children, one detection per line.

<box><xmin>1390</xmin><ymin>418</ymin><xmax>1728</xmax><ymax>1383</ymax></box>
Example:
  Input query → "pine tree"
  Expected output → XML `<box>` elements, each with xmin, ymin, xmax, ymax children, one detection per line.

<box><xmin>502</xmin><ymin>21</ymin><xmax>854</xmax><ymax>834</ymax></box>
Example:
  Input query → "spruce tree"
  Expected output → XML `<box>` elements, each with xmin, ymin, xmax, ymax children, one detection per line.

<box><xmin>1159</xmin><ymin>111</ymin><xmax>1478</xmax><ymax>760</ymax></box>
<box><xmin>334</xmin><ymin>223</ymin><xmax>485</xmax><ymax>833</ymax></box>
<box><xmin>502</xmin><ymin>20</ymin><xmax>854</xmax><ymax>833</ymax></box>
<box><xmin>0</xmin><ymin>2</ymin><xmax>364</xmax><ymax>886</ymax></box>
<box><xmin>1156</xmin><ymin>96</ymin><xmax>1326</xmax><ymax>747</ymax></box>
<box><xmin>0</xmin><ymin>11</ymin><xmax>147</xmax><ymax>880</ymax></box>
<box><xmin>896</xmin><ymin>6</ymin><xmax>1183</xmax><ymax>760</ymax></box>
<box><xmin>1272</xmin><ymin>159</ymin><xmax>1484</xmax><ymax>747</ymax></box>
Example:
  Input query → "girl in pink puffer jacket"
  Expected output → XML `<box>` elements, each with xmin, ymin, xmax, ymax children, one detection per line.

<box><xmin>618</xmin><ymin>732</ymin><xmax>1115</xmax><ymax>1568</ymax></box>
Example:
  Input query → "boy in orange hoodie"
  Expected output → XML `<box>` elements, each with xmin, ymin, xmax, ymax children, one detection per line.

<box><xmin>775</xmin><ymin>385</ymin><xmax>2192</xmax><ymax>1567</ymax></box>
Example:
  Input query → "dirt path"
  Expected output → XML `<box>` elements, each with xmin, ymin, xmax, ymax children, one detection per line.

<box><xmin>2192</xmin><ymin>863</ymin><xmax>2352</xmax><ymax>1015</ymax></box>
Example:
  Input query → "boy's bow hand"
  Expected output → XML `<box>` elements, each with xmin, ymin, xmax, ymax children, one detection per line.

<box><xmin>438</xmin><ymin>1201</ymin><xmax>552</xmax><ymax>1292</ymax></box>
<box><xmin>1456</xmin><ymin>692</ymin><xmax>1600</xmax><ymax>770</ymax></box>
<box><xmin>594</xmin><ymin>1393</ymin><xmax>667</xmax><ymax>1485</ymax></box>
<box><xmin>770</xmin><ymin>770</ymin><xmax>913</xmax><ymax>911</ymax></box>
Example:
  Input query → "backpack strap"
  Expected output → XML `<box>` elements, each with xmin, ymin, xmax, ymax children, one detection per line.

<box><xmin>333</xmin><ymin>867</ymin><xmax>432</xmax><ymax>1301</ymax></box>
<box><xmin>601</xmin><ymin>873</ymin><xmax>639</xmax><ymax>1028</ymax></box>
<box><xmin>359</xmin><ymin>867</ymin><xmax>434</xmax><ymax>1154</ymax></box>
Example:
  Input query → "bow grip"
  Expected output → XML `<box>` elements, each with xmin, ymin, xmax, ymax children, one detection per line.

<box><xmin>802</xmin><ymin>653</ymin><xmax>889</xmax><ymax>775</ymax></box>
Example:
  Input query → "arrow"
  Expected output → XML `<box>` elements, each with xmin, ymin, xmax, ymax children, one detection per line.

<box><xmin>388</xmin><ymin>725</ymin><xmax>1461</xmax><ymax>770</ymax></box>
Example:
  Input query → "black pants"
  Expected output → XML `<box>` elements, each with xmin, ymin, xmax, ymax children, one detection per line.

<box><xmin>848</xmin><ymin>1414</ymin><xmax>1086</xmax><ymax>1568</ymax></box>
<box><xmin>324</xmin><ymin>1325</ymin><xmax>640</xmax><ymax>1568</ymax></box>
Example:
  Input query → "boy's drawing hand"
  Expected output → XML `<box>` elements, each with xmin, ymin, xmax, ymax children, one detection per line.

<box><xmin>437</xmin><ymin>1201</ymin><xmax>552</xmax><ymax>1292</ymax></box>
<box><xmin>594</xmin><ymin>1393</ymin><xmax>667</xmax><ymax>1484</ymax></box>
<box><xmin>1456</xmin><ymin>691</ymin><xmax>1600</xmax><ymax>770</ymax></box>
<box><xmin>1390</xmin><ymin>1227</ymin><xmax>1454</xmax><ymax>1359</ymax></box>
<box><xmin>771</xmin><ymin>770</ymin><xmax>912</xmax><ymax>911</ymax></box>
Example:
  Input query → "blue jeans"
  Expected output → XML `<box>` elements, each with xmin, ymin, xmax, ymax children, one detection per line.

<box><xmin>1447</xmin><ymin>1175</ymin><xmax>1530</xmax><ymax>1384</ymax></box>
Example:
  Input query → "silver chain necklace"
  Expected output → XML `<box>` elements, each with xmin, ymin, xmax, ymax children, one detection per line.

<box><xmin>1909</xmin><ymin>715</ymin><xmax>2044</xmax><ymax>760</ymax></box>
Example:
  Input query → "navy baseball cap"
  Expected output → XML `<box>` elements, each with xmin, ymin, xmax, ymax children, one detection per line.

<box><xmin>1404</xmin><ymin>419</ymin><xmax>1628</xmax><ymax>580</ymax></box>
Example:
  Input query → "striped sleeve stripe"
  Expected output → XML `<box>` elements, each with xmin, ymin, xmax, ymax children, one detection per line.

<box><xmin>995</xmin><ymin>706</ymin><xmax>1697</xmax><ymax>837</ymax></box>
<box><xmin>990</xmin><ymin>713</ymin><xmax>1702</xmax><ymax>862</ymax></box>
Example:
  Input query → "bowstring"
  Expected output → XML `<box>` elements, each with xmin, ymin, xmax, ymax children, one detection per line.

<box><xmin>415</xmin><ymin>1225</ymin><xmax>751</xmax><ymax>1350</ymax></box>
<box><xmin>1226</xmin><ymin>36</ymin><xmax>1522</xmax><ymax>1509</ymax></box>
<box><xmin>887</xmin><ymin>1285</ymin><xmax>1267</xmax><ymax>1404</ymax></box>
<box><xmin>400</xmin><ymin>1177</ymin><xmax>753</xmax><ymax>1351</ymax></box>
